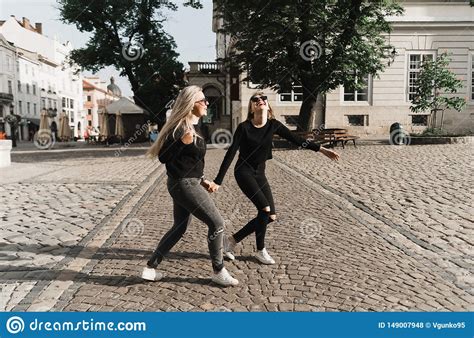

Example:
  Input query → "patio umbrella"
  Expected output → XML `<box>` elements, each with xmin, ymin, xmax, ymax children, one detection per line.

<box><xmin>36</xmin><ymin>109</ymin><xmax>53</xmax><ymax>149</ymax></box>
<box><xmin>115</xmin><ymin>111</ymin><xmax>125</xmax><ymax>141</ymax></box>
<box><xmin>99</xmin><ymin>110</ymin><xmax>110</xmax><ymax>139</ymax></box>
<box><xmin>39</xmin><ymin>110</ymin><xmax>49</xmax><ymax>131</ymax></box>
<box><xmin>57</xmin><ymin>112</ymin><xmax>65</xmax><ymax>140</ymax></box>
<box><xmin>62</xmin><ymin>113</ymin><xmax>72</xmax><ymax>140</ymax></box>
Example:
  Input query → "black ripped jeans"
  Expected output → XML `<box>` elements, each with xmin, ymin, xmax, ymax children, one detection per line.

<box><xmin>232</xmin><ymin>160</ymin><xmax>275</xmax><ymax>250</ymax></box>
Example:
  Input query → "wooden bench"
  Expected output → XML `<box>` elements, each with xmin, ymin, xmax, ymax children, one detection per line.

<box><xmin>316</xmin><ymin>128</ymin><xmax>359</xmax><ymax>149</ymax></box>
<box><xmin>275</xmin><ymin>128</ymin><xmax>359</xmax><ymax>149</ymax></box>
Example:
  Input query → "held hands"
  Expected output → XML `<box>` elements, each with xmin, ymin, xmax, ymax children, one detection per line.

<box><xmin>320</xmin><ymin>147</ymin><xmax>340</xmax><ymax>162</ymax></box>
<box><xmin>201</xmin><ymin>179</ymin><xmax>220</xmax><ymax>193</ymax></box>
<box><xmin>208</xmin><ymin>182</ymin><xmax>220</xmax><ymax>193</ymax></box>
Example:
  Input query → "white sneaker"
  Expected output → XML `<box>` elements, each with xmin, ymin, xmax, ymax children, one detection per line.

<box><xmin>255</xmin><ymin>248</ymin><xmax>275</xmax><ymax>265</ymax></box>
<box><xmin>141</xmin><ymin>267</ymin><xmax>164</xmax><ymax>281</ymax></box>
<box><xmin>223</xmin><ymin>235</ymin><xmax>236</xmax><ymax>261</ymax></box>
<box><xmin>212</xmin><ymin>267</ymin><xmax>239</xmax><ymax>286</ymax></box>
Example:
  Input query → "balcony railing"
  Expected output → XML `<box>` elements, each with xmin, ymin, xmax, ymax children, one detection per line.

<box><xmin>0</xmin><ymin>93</ymin><xmax>14</xmax><ymax>102</ymax></box>
<box><xmin>189</xmin><ymin>62</ymin><xmax>223</xmax><ymax>75</ymax></box>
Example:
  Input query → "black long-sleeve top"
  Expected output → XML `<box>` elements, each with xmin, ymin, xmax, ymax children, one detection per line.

<box><xmin>158</xmin><ymin>124</ymin><xmax>206</xmax><ymax>179</ymax></box>
<box><xmin>214</xmin><ymin>119</ymin><xmax>320</xmax><ymax>185</ymax></box>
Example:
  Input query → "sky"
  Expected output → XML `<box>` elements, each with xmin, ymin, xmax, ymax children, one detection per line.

<box><xmin>0</xmin><ymin>0</ymin><xmax>216</xmax><ymax>97</ymax></box>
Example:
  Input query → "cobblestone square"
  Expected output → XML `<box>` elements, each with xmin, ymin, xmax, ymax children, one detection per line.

<box><xmin>0</xmin><ymin>143</ymin><xmax>472</xmax><ymax>312</ymax></box>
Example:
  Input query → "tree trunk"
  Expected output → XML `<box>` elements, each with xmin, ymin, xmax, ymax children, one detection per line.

<box><xmin>440</xmin><ymin>109</ymin><xmax>445</xmax><ymax>130</ymax></box>
<box><xmin>297</xmin><ymin>83</ymin><xmax>320</xmax><ymax>132</ymax></box>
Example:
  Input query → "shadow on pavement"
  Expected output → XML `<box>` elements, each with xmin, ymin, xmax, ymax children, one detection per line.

<box><xmin>0</xmin><ymin>243</ymin><xmax>210</xmax><ymax>262</ymax></box>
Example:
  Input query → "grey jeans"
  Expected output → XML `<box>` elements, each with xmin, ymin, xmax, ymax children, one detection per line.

<box><xmin>147</xmin><ymin>177</ymin><xmax>225</xmax><ymax>272</ymax></box>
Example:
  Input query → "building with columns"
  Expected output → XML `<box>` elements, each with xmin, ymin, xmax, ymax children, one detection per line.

<box><xmin>186</xmin><ymin>62</ymin><xmax>230</xmax><ymax>141</ymax></box>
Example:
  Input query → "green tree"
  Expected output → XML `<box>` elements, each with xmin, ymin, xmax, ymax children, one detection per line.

<box><xmin>410</xmin><ymin>53</ymin><xmax>466</xmax><ymax>130</ymax></box>
<box><xmin>215</xmin><ymin>0</ymin><xmax>403</xmax><ymax>131</ymax></box>
<box><xmin>58</xmin><ymin>0</ymin><xmax>202</xmax><ymax>127</ymax></box>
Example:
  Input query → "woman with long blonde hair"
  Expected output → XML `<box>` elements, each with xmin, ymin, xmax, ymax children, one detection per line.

<box><xmin>143</xmin><ymin>85</ymin><xmax>238</xmax><ymax>286</ymax></box>
<box><xmin>210</xmin><ymin>91</ymin><xmax>340</xmax><ymax>264</ymax></box>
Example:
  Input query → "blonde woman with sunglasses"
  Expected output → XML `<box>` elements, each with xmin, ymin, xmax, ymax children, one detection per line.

<box><xmin>143</xmin><ymin>85</ymin><xmax>238</xmax><ymax>286</ymax></box>
<box><xmin>210</xmin><ymin>92</ymin><xmax>340</xmax><ymax>264</ymax></box>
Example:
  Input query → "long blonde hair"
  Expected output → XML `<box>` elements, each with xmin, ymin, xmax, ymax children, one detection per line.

<box><xmin>146</xmin><ymin>85</ymin><xmax>203</xmax><ymax>158</ymax></box>
<box><xmin>247</xmin><ymin>91</ymin><xmax>274</xmax><ymax>120</ymax></box>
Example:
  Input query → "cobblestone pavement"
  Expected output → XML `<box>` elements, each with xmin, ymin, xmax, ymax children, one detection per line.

<box><xmin>0</xmin><ymin>151</ymin><xmax>160</xmax><ymax>311</ymax></box>
<box><xmin>1</xmin><ymin>144</ymin><xmax>472</xmax><ymax>312</ymax></box>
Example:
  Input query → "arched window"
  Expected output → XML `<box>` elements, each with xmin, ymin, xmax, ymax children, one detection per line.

<box><xmin>202</xmin><ymin>86</ymin><xmax>222</xmax><ymax>124</ymax></box>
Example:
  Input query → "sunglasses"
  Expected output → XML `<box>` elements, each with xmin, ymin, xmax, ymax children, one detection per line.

<box><xmin>250</xmin><ymin>95</ymin><xmax>267</xmax><ymax>103</ymax></box>
<box><xmin>195</xmin><ymin>97</ymin><xmax>209</xmax><ymax>104</ymax></box>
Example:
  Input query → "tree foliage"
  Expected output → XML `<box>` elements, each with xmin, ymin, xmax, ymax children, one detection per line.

<box><xmin>58</xmin><ymin>0</ymin><xmax>202</xmax><ymax>126</ymax></box>
<box><xmin>215</xmin><ymin>0</ymin><xmax>403</xmax><ymax>130</ymax></box>
<box><xmin>410</xmin><ymin>52</ymin><xmax>466</xmax><ymax>129</ymax></box>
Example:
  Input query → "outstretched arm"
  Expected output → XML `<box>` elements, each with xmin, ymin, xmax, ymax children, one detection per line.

<box><xmin>213</xmin><ymin>124</ymin><xmax>243</xmax><ymax>185</ymax></box>
<box><xmin>274</xmin><ymin>120</ymin><xmax>320</xmax><ymax>151</ymax></box>
<box><xmin>274</xmin><ymin>120</ymin><xmax>340</xmax><ymax>161</ymax></box>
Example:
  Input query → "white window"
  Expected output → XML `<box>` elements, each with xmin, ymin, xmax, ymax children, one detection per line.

<box><xmin>345</xmin><ymin>114</ymin><xmax>369</xmax><ymax>126</ymax></box>
<box><xmin>279</xmin><ymin>85</ymin><xmax>303</xmax><ymax>102</ymax></box>
<box><xmin>407</xmin><ymin>52</ymin><xmax>435</xmax><ymax>102</ymax></box>
<box><xmin>343</xmin><ymin>73</ymin><xmax>370</xmax><ymax>102</ymax></box>
<box><xmin>411</xmin><ymin>114</ymin><xmax>428</xmax><ymax>126</ymax></box>
<box><xmin>27</xmin><ymin>102</ymin><xmax>30</xmax><ymax>115</ymax></box>
<box><xmin>34</xmin><ymin>103</ymin><xmax>37</xmax><ymax>115</ymax></box>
